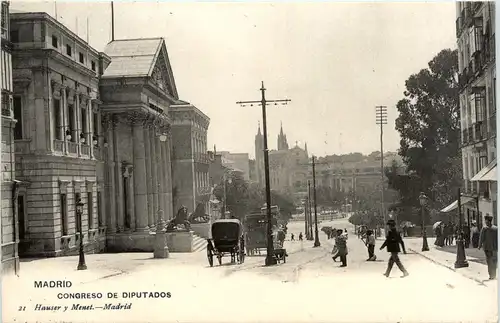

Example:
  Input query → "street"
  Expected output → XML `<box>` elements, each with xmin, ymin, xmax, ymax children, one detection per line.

<box><xmin>3</xmin><ymin>218</ymin><xmax>497</xmax><ymax>323</ymax></box>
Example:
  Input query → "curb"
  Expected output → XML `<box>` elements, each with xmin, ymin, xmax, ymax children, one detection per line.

<box><xmin>408</xmin><ymin>247</ymin><xmax>487</xmax><ymax>286</ymax></box>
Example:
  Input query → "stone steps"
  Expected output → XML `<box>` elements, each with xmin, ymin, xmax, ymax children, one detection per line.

<box><xmin>193</xmin><ymin>234</ymin><xmax>207</xmax><ymax>252</ymax></box>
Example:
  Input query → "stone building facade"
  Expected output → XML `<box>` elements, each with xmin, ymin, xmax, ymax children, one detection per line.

<box><xmin>456</xmin><ymin>1</ymin><xmax>497</xmax><ymax>226</ymax></box>
<box><xmin>1</xmin><ymin>0</ymin><xmax>20</xmax><ymax>273</ymax></box>
<box><xmin>9</xmin><ymin>12</ymin><xmax>110</xmax><ymax>257</ymax></box>
<box><xmin>99</xmin><ymin>38</ymin><xmax>177</xmax><ymax>252</ymax></box>
<box><xmin>170</xmin><ymin>101</ymin><xmax>211</xmax><ymax>215</ymax></box>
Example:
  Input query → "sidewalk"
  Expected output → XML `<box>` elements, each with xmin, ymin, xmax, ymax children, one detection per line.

<box><xmin>405</xmin><ymin>237</ymin><xmax>490</xmax><ymax>284</ymax></box>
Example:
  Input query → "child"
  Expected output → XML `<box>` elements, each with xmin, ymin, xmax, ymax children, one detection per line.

<box><xmin>366</xmin><ymin>230</ymin><xmax>377</xmax><ymax>261</ymax></box>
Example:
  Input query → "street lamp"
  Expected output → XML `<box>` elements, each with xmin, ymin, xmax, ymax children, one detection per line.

<box><xmin>454</xmin><ymin>188</ymin><xmax>469</xmax><ymax>268</ymax></box>
<box><xmin>76</xmin><ymin>199</ymin><xmax>87</xmax><ymax>270</ymax></box>
<box><xmin>222</xmin><ymin>171</ymin><xmax>232</xmax><ymax>219</ymax></box>
<box><xmin>65</xmin><ymin>129</ymin><xmax>72</xmax><ymax>141</ymax></box>
<box><xmin>419</xmin><ymin>192</ymin><xmax>429</xmax><ymax>252</ymax></box>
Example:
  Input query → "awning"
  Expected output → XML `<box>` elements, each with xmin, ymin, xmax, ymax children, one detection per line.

<box><xmin>440</xmin><ymin>197</ymin><xmax>475</xmax><ymax>213</ymax></box>
<box><xmin>471</xmin><ymin>159</ymin><xmax>497</xmax><ymax>182</ymax></box>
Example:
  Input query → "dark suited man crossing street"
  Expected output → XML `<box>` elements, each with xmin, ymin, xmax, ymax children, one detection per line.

<box><xmin>380</xmin><ymin>219</ymin><xmax>409</xmax><ymax>278</ymax></box>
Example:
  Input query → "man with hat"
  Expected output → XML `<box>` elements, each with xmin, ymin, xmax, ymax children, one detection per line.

<box><xmin>380</xmin><ymin>219</ymin><xmax>409</xmax><ymax>278</ymax></box>
<box><xmin>478</xmin><ymin>214</ymin><xmax>497</xmax><ymax>280</ymax></box>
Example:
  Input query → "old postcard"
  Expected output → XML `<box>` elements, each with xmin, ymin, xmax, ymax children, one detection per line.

<box><xmin>1</xmin><ymin>1</ymin><xmax>498</xmax><ymax>322</ymax></box>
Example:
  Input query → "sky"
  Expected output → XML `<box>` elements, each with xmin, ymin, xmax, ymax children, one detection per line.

<box><xmin>11</xmin><ymin>1</ymin><xmax>458</xmax><ymax>159</ymax></box>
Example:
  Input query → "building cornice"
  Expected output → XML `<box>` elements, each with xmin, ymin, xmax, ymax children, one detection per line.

<box><xmin>10</xmin><ymin>12</ymin><xmax>101</xmax><ymax>57</ymax></box>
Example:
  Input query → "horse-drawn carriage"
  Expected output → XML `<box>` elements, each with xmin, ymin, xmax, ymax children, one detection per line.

<box><xmin>206</xmin><ymin>219</ymin><xmax>245</xmax><ymax>267</ymax></box>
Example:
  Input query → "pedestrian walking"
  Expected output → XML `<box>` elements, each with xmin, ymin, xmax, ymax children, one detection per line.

<box><xmin>291</xmin><ymin>233</ymin><xmax>295</xmax><ymax>241</ymax></box>
<box><xmin>478</xmin><ymin>215</ymin><xmax>497</xmax><ymax>280</ymax></box>
<box><xmin>299</xmin><ymin>232</ymin><xmax>303</xmax><ymax>241</ymax></box>
<box><xmin>471</xmin><ymin>222</ymin><xmax>480</xmax><ymax>248</ymax></box>
<box><xmin>334</xmin><ymin>228</ymin><xmax>348</xmax><ymax>267</ymax></box>
<box><xmin>380</xmin><ymin>219</ymin><xmax>409</xmax><ymax>278</ymax></box>
<box><xmin>365</xmin><ymin>229</ymin><xmax>377</xmax><ymax>261</ymax></box>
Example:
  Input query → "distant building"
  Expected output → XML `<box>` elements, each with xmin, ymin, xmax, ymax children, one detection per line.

<box><xmin>455</xmin><ymin>1</ymin><xmax>497</xmax><ymax>226</ymax></box>
<box><xmin>219</xmin><ymin>151</ymin><xmax>250</xmax><ymax>181</ymax></box>
<box><xmin>249</xmin><ymin>159</ymin><xmax>256</xmax><ymax>182</ymax></box>
<box><xmin>170</xmin><ymin>101</ymin><xmax>211</xmax><ymax>215</ymax></box>
<box><xmin>254</xmin><ymin>122</ymin><xmax>309</xmax><ymax>196</ymax></box>
<box><xmin>1</xmin><ymin>0</ymin><xmax>20</xmax><ymax>274</ymax></box>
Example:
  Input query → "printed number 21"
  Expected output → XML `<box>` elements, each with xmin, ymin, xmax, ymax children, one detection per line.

<box><xmin>18</xmin><ymin>306</ymin><xmax>26</xmax><ymax>311</ymax></box>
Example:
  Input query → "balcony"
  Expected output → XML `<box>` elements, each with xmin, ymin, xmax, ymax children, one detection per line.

<box><xmin>81</xmin><ymin>144</ymin><xmax>90</xmax><ymax>156</ymax></box>
<box><xmin>53</xmin><ymin>140</ymin><xmax>64</xmax><ymax>152</ymax></box>
<box><xmin>473</xmin><ymin>122</ymin><xmax>487</xmax><ymax>142</ymax></box>
<box><xmin>68</xmin><ymin>142</ymin><xmax>78</xmax><ymax>154</ymax></box>
<box><xmin>194</xmin><ymin>152</ymin><xmax>211</xmax><ymax>164</ymax></box>
<box><xmin>488</xmin><ymin>114</ymin><xmax>496</xmax><ymax>138</ymax></box>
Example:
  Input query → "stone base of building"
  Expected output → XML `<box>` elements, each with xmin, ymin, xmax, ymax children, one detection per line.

<box><xmin>19</xmin><ymin>229</ymin><xmax>106</xmax><ymax>258</ymax></box>
<box><xmin>166</xmin><ymin>231</ymin><xmax>194</xmax><ymax>252</ymax></box>
<box><xmin>2</xmin><ymin>255</ymin><xmax>20</xmax><ymax>275</ymax></box>
<box><xmin>106</xmin><ymin>231</ymin><xmax>155</xmax><ymax>253</ymax></box>
<box><xmin>191</xmin><ymin>223</ymin><xmax>211</xmax><ymax>239</ymax></box>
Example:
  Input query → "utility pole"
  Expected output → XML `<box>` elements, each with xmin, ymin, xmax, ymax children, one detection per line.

<box><xmin>375</xmin><ymin>106</ymin><xmax>388</xmax><ymax>227</ymax></box>
<box><xmin>307</xmin><ymin>181</ymin><xmax>313</xmax><ymax>240</ymax></box>
<box><xmin>312</xmin><ymin>156</ymin><xmax>321</xmax><ymax>247</ymax></box>
<box><xmin>237</xmin><ymin>81</ymin><xmax>291</xmax><ymax>267</ymax></box>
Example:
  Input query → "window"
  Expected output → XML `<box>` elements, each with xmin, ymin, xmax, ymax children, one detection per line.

<box><xmin>52</xmin><ymin>35</ymin><xmax>58</xmax><ymax>48</ymax></box>
<box><xmin>87</xmin><ymin>192</ymin><xmax>93</xmax><ymax>229</ymax></box>
<box><xmin>60</xmin><ymin>194</ymin><xmax>68</xmax><ymax>235</ymax></box>
<box><xmin>13</xmin><ymin>97</ymin><xmax>22</xmax><ymax>139</ymax></box>
<box><xmin>68</xmin><ymin>104</ymin><xmax>75</xmax><ymax>142</ymax></box>
<box><xmin>97</xmin><ymin>192</ymin><xmax>102</xmax><ymax>227</ymax></box>
<box><xmin>81</xmin><ymin>107</ymin><xmax>87</xmax><ymax>143</ymax></box>
<box><xmin>78</xmin><ymin>52</ymin><xmax>84</xmax><ymax>64</ymax></box>
<box><xmin>91</xmin><ymin>61</ymin><xmax>96</xmax><ymax>71</ymax></box>
<box><xmin>75</xmin><ymin>193</ymin><xmax>81</xmax><ymax>232</ymax></box>
<box><xmin>53</xmin><ymin>99</ymin><xmax>61</xmax><ymax>140</ymax></box>
<box><xmin>93</xmin><ymin>112</ymin><xmax>98</xmax><ymax>142</ymax></box>
<box><xmin>1</xmin><ymin>2</ymin><xmax>7</xmax><ymax>39</ymax></box>
<box><xmin>17</xmin><ymin>195</ymin><xmax>26</xmax><ymax>241</ymax></box>
<box><xmin>66</xmin><ymin>44</ymin><xmax>72</xmax><ymax>56</ymax></box>
<box><xmin>10</xmin><ymin>30</ymin><xmax>19</xmax><ymax>43</ymax></box>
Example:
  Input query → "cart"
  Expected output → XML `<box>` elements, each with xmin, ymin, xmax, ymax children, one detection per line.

<box><xmin>206</xmin><ymin>219</ymin><xmax>245</xmax><ymax>267</ymax></box>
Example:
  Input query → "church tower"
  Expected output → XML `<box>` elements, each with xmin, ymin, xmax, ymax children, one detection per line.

<box><xmin>254</xmin><ymin>122</ymin><xmax>265</xmax><ymax>185</ymax></box>
<box><xmin>277</xmin><ymin>122</ymin><xmax>289</xmax><ymax>151</ymax></box>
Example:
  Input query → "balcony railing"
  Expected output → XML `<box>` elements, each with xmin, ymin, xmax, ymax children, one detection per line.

<box><xmin>194</xmin><ymin>152</ymin><xmax>211</xmax><ymax>164</ymax></box>
<box><xmin>81</xmin><ymin>144</ymin><xmax>90</xmax><ymax>156</ymax></box>
<box><xmin>473</xmin><ymin>122</ymin><xmax>487</xmax><ymax>141</ymax></box>
<box><xmin>53</xmin><ymin>140</ymin><xmax>64</xmax><ymax>152</ymax></box>
<box><xmin>68</xmin><ymin>142</ymin><xmax>78</xmax><ymax>154</ymax></box>
<box><xmin>489</xmin><ymin>114</ymin><xmax>496</xmax><ymax>137</ymax></box>
<box><xmin>94</xmin><ymin>147</ymin><xmax>102</xmax><ymax>160</ymax></box>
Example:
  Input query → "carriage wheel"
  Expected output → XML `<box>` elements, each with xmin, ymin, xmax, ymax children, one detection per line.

<box><xmin>283</xmin><ymin>250</ymin><xmax>286</xmax><ymax>263</ymax></box>
<box><xmin>207</xmin><ymin>247</ymin><xmax>214</xmax><ymax>267</ymax></box>
<box><xmin>230</xmin><ymin>251</ymin><xmax>236</xmax><ymax>263</ymax></box>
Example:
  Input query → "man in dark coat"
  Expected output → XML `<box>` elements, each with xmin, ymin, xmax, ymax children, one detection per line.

<box><xmin>479</xmin><ymin>214</ymin><xmax>498</xmax><ymax>280</ymax></box>
<box><xmin>380</xmin><ymin>219</ymin><xmax>409</xmax><ymax>278</ymax></box>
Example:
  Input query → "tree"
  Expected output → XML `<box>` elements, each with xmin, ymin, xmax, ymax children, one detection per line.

<box><xmin>393</xmin><ymin>48</ymin><xmax>461</xmax><ymax>214</ymax></box>
<box><xmin>213</xmin><ymin>172</ymin><xmax>250</xmax><ymax>220</ymax></box>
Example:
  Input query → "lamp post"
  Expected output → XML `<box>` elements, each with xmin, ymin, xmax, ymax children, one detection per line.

<box><xmin>419</xmin><ymin>192</ymin><xmax>430</xmax><ymax>252</ymax></box>
<box><xmin>312</xmin><ymin>156</ymin><xmax>321</xmax><ymax>247</ymax></box>
<box><xmin>76</xmin><ymin>199</ymin><xmax>87</xmax><ymax>270</ymax></box>
<box><xmin>307</xmin><ymin>181</ymin><xmax>313</xmax><ymax>240</ymax></box>
<box><xmin>454</xmin><ymin>188</ymin><xmax>469</xmax><ymax>268</ymax></box>
<box><xmin>222</xmin><ymin>171</ymin><xmax>232</xmax><ymax>219</ymax></box>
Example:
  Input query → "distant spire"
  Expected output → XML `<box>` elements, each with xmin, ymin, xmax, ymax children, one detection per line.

<box><xmin>280</xmin><ymin>121</ymin><xmax>284</xmax><ymax>135</ymax></box>
<box><xmin>214</xmin><ymin>144</ymin><xmax>216</xmax><ymax>155</ymax></box>
<box><xmin>257</xmin><ymin>121</ymin><xmax>262</xmax><ymax>135</ymax></box>
<box><xmin>305</xmin><ymin>142</ymin><xmax>308</xmax><ymax>155</ymax></box>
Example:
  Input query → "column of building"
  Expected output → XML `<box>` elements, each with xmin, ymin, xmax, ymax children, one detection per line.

<box><xmin>159</xmin><ymin>129</ymin><xmax>169</xmax><ymax>219</ymax></box>
<box><xmin>149</xmin><ymin>125</ymin><xmax>159</xmax><ymax>226</ymax></box>
<box><xmin>165</xmin><ymin>129</ymin><xmax>174</xmax><ymax>220</ymax></box>
<box><xmin>156</xmin><ymin>128</ymin><xmax>166</xmax><ymax>219</ymax></box>
<box><xmin>104</xmin><ymin>114</ymin><xmax>117</xmax><ymax>233</ymax></box>
<box><xmin>114</xmin><ymin>116</ymin><xmax>124</xmax><ymax>232</ymax></box>
<box><xmin>144</xmin><ymin>121</ymin><xmax>154</xmax><ymax>228</ymax></box>
<box><xmin>86</xmin><ymin>95</ymin><xmax>93</xmax><ymax>158</ymax></box>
